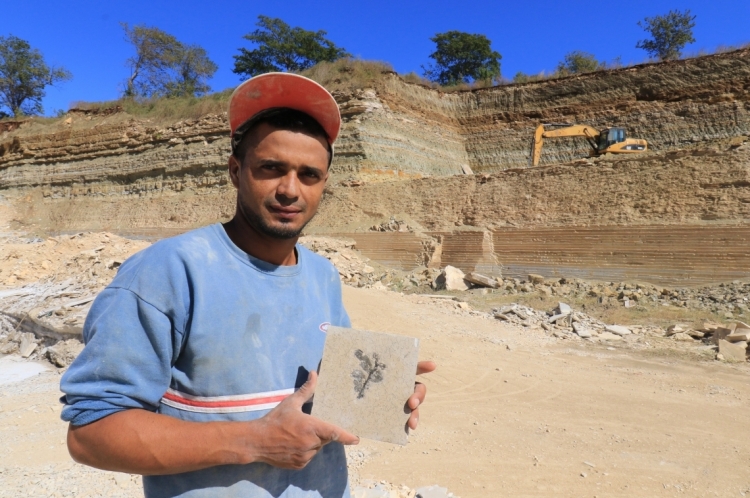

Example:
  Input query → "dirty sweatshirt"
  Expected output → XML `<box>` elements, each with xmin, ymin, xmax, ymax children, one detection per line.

<box><xmin>60</xmin><ymin>223</ymin><xmax>352</xmax><ymax>498</ymax></box>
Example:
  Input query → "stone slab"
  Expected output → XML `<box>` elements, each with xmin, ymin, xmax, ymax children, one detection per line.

<box><xmin>557</xmin><ymin>302</ymin><xmax>572</xmax><ymax>314</ymax></box>
<box><xmin>718</xmin><ymin>339</ymin><xmax>748</xmax><ymax>362</ymax></box>
<box><xmin>726</xmin><ymin>332</ymin><xmax>750</xmax><ymax>343</ymax></box>
<box><xmin>572</xmin><ymin>322</ymin><xmax>591</xmax><ymax>338</ymax></box>
<box><xmin>605</xmin><ymin>325</ymin><xmax>632</xmax><ymax>336</ymax></box>
<box><xmin>313</xmin><ymin>326</ymin><xmax>419</xmax><ymax>445</ymax></box>
<box><xmin>464</xmin><ymin>272</ymin><xmax>499</xmax><ymax>289</ymax></box>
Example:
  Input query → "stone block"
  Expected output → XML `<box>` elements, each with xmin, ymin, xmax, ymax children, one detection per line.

<box><xmin>313</xmin><ymin>326</ymin><xmax>419</xmax><ymax>445</ymax></box>
<box><xmin>672</xmin><ymin>332</ymin><xmax>694</xmax><ymax>341</ymax></box>
<box><xmin>666</xmin><ymin>324</ymin><xmax>685</xmax><ymax>336</ymax></box>
<box><xmin>463</xmin><ymin>272</ymin><xmax>499</xmax><ymax>288</ymax></box>
<box><xmin>572</xmin><ymin>322</ymin><xmax>591</xmax><ymax>338</ymax></box>
<box><xmin>19</xmin><ymin>333</ymin><xmax>37</xmax><ymax>358</ymax></box>
<box><xmin>725</xmin><ymin>332</ymin><xmax>750</xmax><ymax>343</ymax></box>
<box><xmin>718</xmin><ymin>340</ymin><xmax>748</xmax><ymax>362</ymax></box>
<box><xmin>605</xmin><ymin>325</ymin><xmax>632</xmax><ymax>336</ymax></box>
<box><xmin>434</xmin><ymin>265</ymin><xmax>468</xmax><ymax>291</ymax></box>
<box><xmin>528</xmin><ymin>274</ymin><xmax>545</xmax><ymax>284</ymax></box>
<box><xmin>557</xmin><ymin>302</ymin><xmax>571</xmax><ymax>314</ymax></box>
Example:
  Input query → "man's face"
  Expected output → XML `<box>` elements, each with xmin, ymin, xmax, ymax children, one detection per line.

<box><xmin>228</xmin><ymin>123</ymin><xmax>330</xmax><ymax>239</ymax></box>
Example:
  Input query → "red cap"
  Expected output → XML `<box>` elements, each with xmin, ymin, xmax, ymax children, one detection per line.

<box><xmin>228</xmin><ymin>72</ymin><xmax>341</xmax><ymax>146</ymax></box>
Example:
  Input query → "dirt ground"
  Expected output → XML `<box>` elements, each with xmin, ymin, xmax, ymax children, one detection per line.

<box><xmin>1</xmin><ymin>283</ymin><xmax>749</xmax><ymax>497</ymax></box>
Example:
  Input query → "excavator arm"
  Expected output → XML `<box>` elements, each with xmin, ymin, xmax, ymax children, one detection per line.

<box><xmin>530</xmin><ymin>124</ymin><xmax>600</xmax><ymax>167</ymax></box>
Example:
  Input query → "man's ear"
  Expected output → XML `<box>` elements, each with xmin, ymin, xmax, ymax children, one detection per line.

<box><xmin>228</xmin><ymin>155</ymin><xmax>241</xmax><ymax>189</ymax></box>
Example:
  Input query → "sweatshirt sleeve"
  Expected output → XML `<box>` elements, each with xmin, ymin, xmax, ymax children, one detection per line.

<box><xmin>60</xmin><ymin>287</ymin><xmax>181</xmax><ymax>426</ymax></box>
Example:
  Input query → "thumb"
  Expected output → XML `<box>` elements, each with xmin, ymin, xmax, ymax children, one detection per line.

<box><xmin>286</xmin><ymin>370</ymin><xmax>318</xmax><ymax>409</ymax></box>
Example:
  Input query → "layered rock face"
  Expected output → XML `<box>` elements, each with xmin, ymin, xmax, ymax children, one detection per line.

<box><xmin>3</xmin><ymin>48</ymin><xmax>748</xmax><ymax>195</ymax></box>
<box><xmin>1</xmin><ymin>50</ymin><xmax>750</xmax><ymax>285</ymax></box>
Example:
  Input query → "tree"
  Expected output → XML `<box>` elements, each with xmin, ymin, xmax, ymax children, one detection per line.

<box><xmin>0</xmin><ymin>35</ymin><xmax>71</xmax><ymax>117</ymax></box>
<box><xmin>422</xmin><ymin>31</ymin><xmax>501</xmax><ymax>86</ymax></box>
<box><xmin>122</xmin><ymin>23</ymin><xmax>217</xmax><ymax>98</ymax></box>
<box><xmin>636</xmin><ymin>9</ymin><xmax>696</xmax><ymax>61</ymax></box>
<box><xmin>165</xmin><ymin>45</ymin><xmax>217</xmax><ymax>97</ymax></box>
<box><xmin>556</xmin><ymin>50</ymin><xmax>601</xmax><ymax>75</ymax></box>
<box><xmin>233</xmin><ymin>16</ymin><xmax>349</xmax><ymax>78</ymax></box>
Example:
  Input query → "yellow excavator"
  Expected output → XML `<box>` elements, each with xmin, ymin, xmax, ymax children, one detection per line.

<box><xmin>530</xmin><ymin>123</ymin><xmax>648</xmax><ymax>167</ymax></box>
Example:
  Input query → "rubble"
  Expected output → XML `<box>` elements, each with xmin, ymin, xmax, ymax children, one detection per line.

<box><xmin>0</xmin><ymin>231</ymin><xmax>148</xmax><ymax>366</ymax></box>
<box><xmin>369</xmin><ymin>216</ymin><xmax>415</xmax><ymax>232</ymax></box>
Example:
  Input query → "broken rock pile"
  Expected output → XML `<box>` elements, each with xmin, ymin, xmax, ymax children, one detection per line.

<box><xmin>0</xmin><ymin>231</ymin><xmax>149</xmax><ymax>367</ymax></box>
<box><xmin>299</xmin><ymin>236</ymin><xmax>440</xmax><ymax>290</ymax></box>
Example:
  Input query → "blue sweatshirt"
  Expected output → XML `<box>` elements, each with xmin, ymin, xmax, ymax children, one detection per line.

<box><xmin>60</xmin><ymin>223</ymin><xmax>352</xmax><ymax>497</ymax></box>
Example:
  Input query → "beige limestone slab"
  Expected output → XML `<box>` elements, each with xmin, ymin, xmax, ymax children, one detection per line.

<box><xmin>719</xmin><ymin>340</ymin><xmax>748</xmax><ymax>362</ymax></box>
<box><xmin>312</xmin><ymin>326</ymin><xmax>419</xmax><ymax>445</ymax></box>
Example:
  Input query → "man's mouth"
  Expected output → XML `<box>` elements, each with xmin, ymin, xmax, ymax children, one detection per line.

<box><xmin>268</xmin><ymin>205</ymin><xmax>303</xmax><ymax>220</ymax></box>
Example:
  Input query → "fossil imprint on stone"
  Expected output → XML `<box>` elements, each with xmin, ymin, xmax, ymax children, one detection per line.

<box><xmin>312</xmin><ymin>326</ymin><xmax>419</xmax><ymax>445</ymax></box>
<box><xmin>351</xmin><ymin>349</ymin><xmax>386</xmax><ymax>398</ymax></box>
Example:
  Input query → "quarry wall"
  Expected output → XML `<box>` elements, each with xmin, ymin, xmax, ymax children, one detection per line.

<box><xmin>2</xmin><ymin>49</ymin><xmax>750</xmax><ymax>285</ymax></box>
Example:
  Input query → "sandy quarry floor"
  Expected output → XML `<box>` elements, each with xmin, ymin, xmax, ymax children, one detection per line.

<box><xmin>1</xmin><ymin>285</ymin><xmax>749</xmax><ymax>497</ymax></box>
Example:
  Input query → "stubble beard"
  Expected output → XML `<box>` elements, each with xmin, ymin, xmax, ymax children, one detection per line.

<box><xmin>237</xmin><ymin>198</ymin><xmax>313</xmax><ymax>240</ymax></box>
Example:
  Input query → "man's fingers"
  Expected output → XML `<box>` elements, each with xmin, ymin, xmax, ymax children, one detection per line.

<box><xmin>408</xmin><ymin>382</ymin><xmax>427</xmax><ymax>410</ymax></box>
<box><xmin>313</xmin><ymin>419</ymin><xmax>360</xmax><ymax>446</ymax></box>
<box><xmin>408</xmin><ymin>407</ymin><xmax>420</xmax><ymax>430</ymax></box>
<box><xmin>416</xmin><ymin>361</ymin><xmax>437</xmax><ymax>376</ymax></box>
<box><xmin>285</xmin><ymin>370</ymin><xmax>318</xmax><ymax>408</ymax></box>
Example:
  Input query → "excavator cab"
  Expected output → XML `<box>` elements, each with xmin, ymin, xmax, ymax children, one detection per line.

<box><xmin>597</xmin><ymin>127</ymin><xmax>626</xmax><ymax>151</ymax></box>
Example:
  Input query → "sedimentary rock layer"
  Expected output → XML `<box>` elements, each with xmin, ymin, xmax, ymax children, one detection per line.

<box><xmin>2</xmin><ymin>48</ymin><xmax>749</xmax><ymax>195</ymax></box>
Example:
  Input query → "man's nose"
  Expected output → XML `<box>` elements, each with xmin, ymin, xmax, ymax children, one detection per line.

<box><xmin>276</xmin><ymin>171</ymin><xmax>300</xmax><ymax>199</ymax></box>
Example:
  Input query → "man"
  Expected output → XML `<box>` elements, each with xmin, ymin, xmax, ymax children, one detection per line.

<box><xmin>60</xmin><ymin>73</ymin><xmax>435</xmax><ymax>497</ymax></box>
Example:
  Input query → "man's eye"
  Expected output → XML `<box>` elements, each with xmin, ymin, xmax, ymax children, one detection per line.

<box><xmin>303</xmin><ymin>171</ymin><xmax>321</xmax><ymax>179</ymax></box>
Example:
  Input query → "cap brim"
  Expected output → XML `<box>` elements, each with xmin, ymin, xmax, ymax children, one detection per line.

<box><xmin>229</xmin><ymin>73</ymin><xmax>340</xmax><ymax>145</ymax></box>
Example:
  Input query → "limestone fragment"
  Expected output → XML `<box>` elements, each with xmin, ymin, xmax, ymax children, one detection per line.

<box><xmin>718</xmin><ymin>339</ymin><xmax>748</xmax><ymax>362</ymax></box>
<box><xmin>725</xmin><ymin>331</ymin><xmax>750</xmax><ymax>343</ymax></box>
<box><xmin>572</xmin><ymin>322</ymin><xmax>591</xmax><ymax>338</ymax></box>
<box><xmin>434</xmin><ymin>265</ymin><xmax>469</xmax><ymax>291</ymax></box>
<box><xmin>463</xmin><ymin>272</ymin><xmax>499</xmax><ymax>289</ymax></box>
<box><xmin>19</xmin><ymin>333</ymin><xmax>37</xmax><ymax>358</ymax></box>
<box><xmin>672</xmin><ymin>332</ymin><xmax>694</xmax><ymax>341</ymax></box>
<box><xmin>46</xmin><ymin>339</ymin><xmax>85</xmax><ymax>368</ymax></box>
<box><xmin>666</xmin><ymin>324</ymin><xmax>685</xmax><ymax>336</ymax></box>
<box><xmin>528</xmin><ymin>274</ymin><xmax>545</xmax><ymax>284</ymax></box>
<box><xmin>605</xmin><ymin>325</ymin><xmax>632</xmax><ymax>336</ymax></box>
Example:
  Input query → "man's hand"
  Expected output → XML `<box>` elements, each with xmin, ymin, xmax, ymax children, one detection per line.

<box><xmin>407</xmin><ymin>361</ymin><xmax>437</xmax><ymax>430</ymax></box>
<box><xmin>67</xmin><ymin>371</ymin><xmax>357</xmax><ymax>475</ymax></box>
<box><xmin>249</xmin><ymin>371</ymin><xmax>359</xmax><ymax>470</ymax></box>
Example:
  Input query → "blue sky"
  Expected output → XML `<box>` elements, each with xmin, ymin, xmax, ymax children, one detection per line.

<box><xmin>2</xmin><ymin>0</ymin><xmax>749</xmax><ymax>115</ymax></box>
